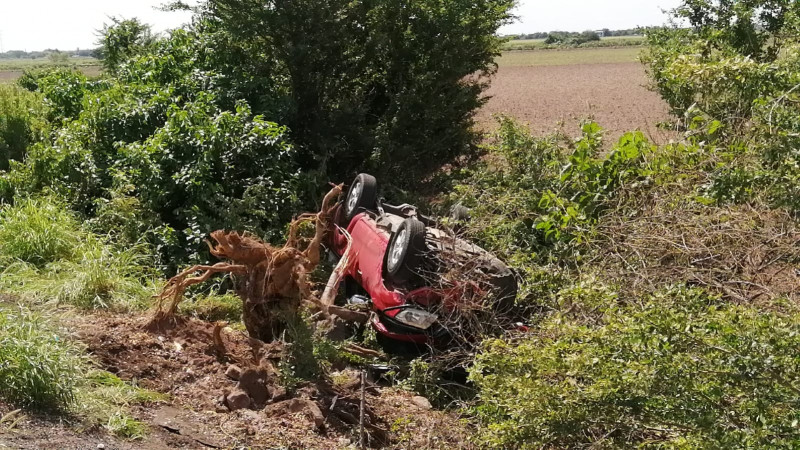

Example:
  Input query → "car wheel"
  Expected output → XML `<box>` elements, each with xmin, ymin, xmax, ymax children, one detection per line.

<box><xmin>344</xmin><ymin>173</ymin><xmax>378</xmax><ymax>222</ymax></box>
<box><xmin>385</xmin><ymin>218</ymin><xmax>426</xmax><ymax>284</ymax></box>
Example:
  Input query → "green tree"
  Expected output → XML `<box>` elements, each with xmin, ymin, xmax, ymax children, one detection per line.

<box><xmin>97</xmin><ymin>18</ymin><xmax>156</xmax><ymax>75</ymax></box>
<box><xmin>199</xmin><ymin>0</ymin><xmax>516</xmax><ymax>187</ymax></box>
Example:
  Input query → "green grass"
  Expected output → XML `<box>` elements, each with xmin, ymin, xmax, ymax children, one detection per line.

<box><xmin>0</xmin><ymin>57</ymin><xmax>100</xmax><ymax>71</ymax></box>
<box><xmin>75</xmin><ymin>370</ymin><xmax>167</xmax><ymax>439</ymax></box>
<box><xmin>0</xmin><ymin>197</ymin><xmax>156</xmax><ymax>311</ymax></box>
<box><xmin>0</xmin><ymin>197</ymin><xmax>81</xmax><ymax>266</ymax></box>
<box><xmin>497</xmin><ymin>46</ymin><xmax>643</xmax><ymax>67</ymax></box>
<box><xmin>179</xmin><ymin>292</ymin><xmax>243</xmax><ymax>323</ymax></box>
<box><xmin>0</xmin><ymin>305</ymin><xmax>84</xmax><ymax>410</ymax></box>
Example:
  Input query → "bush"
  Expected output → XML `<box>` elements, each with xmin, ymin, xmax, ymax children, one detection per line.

<box><xmin>452</xmin><ymin>117</ymin><xmax>663</xmax><ymax>262</ymax></box>
<box><xmin>196</xmin><ymin>0</ymin><xmax>515</xmax><ymax>186</ymax></box>
<box><xmin>0</xmin><ymin>85</ymin><xmax>49</xmax><ymax>171</ymax></box>
<box><xmin>644</xmin><ymin>2</ymin><xmax>800</xmax><ymax>215</ymax></box>
<box><xmin>471</xmin><ymin>286</ymin><xmax>800</xmax><ymax>448</ymax></box>
<box><xmin>0</xmin><ymin>305</ymin><xmax>84</xmax><ymax>410</ymax></box>
<box><xmin>18</xmin><ymin>67</ymin><xmax>93</xmax><ymax>122</ymax></box>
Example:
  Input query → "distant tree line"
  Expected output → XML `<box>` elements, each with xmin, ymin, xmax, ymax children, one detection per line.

<box><xmin>0</xmin><ymin>49</ymin><xmax>98</xmax><ymax>59</ymax></box>
<box><xmin>509</xmin><ymin>28</ymin><xmax>641</xmax><ymax>40</ymax></box>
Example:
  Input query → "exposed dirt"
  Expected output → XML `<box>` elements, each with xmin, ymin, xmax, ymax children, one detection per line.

<box><xmin>2</xmin><ymin>311</ymin><xmax>473</xmax><ymax>449</ymax></box>
<box><xmin>479</xmin><ymin>62</ymin><xmax>677</xmax><ymax>145</ymax></box>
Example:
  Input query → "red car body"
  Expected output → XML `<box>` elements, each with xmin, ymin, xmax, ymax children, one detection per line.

<box><xmin>330</xmin><ymin>208</ymin><xmax>436</xmax><ymax>343</ymax></box>
<box><xmin>329</xmin><ymin>202</ymin><xmax>516</xmax><ymax>345</ymax></box>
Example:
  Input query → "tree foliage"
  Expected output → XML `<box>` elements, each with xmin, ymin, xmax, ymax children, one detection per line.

<box><xmin>199</xmin><ymin>0</ymin><xmax>515</xmax><ymax>185</ymax></box>
<box><xmin>96</xmin><ymin>18</ymin><xmax>156</xmax><ymax>75</ymax></box>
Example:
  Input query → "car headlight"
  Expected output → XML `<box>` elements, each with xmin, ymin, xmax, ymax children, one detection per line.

<box><xmin>394</xmin><ymin>309</ymin><xmax>438</xmax><ymax>330</ymax></box>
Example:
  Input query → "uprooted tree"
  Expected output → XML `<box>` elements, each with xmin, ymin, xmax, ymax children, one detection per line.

<box><xmin>150</xmin><ymin>185</ymin><xmax>348</xmax><ymax>342</ymax></box>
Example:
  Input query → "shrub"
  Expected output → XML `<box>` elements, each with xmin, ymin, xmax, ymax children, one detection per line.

<box><xmin>197</xmin><ymin>0</ymin><xmax>515</xmax><ymax>186</ymax></box>
<box><xmin>0</xmin><ymin>305</ymin><xmax>84</xmax><ymax>410</ymax></box>
<box><xmin>0</xmin><ymin>85</ymin><xmax>49</xmax><ymax>171</ymax></box>
<box><xmin>453</xmin><ymin>118</ymin><xmax>662</xmax><ymax>262</ymax></box>
<box><xmin>18</xmin><ymin>67</ymin><xmax>92</xmax><ymax>122</ymax></box>
<box><xmin>471</xmin><ymin>286</ymin><xmax>800</xmax><ymax>448</ymax></box>
<box><xmin>644</xmin><ymin>2</ymin><xmax>800</xmax><ymax>215</ymax></box>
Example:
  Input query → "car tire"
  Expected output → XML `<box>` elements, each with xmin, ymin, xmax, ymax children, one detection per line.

<box><xmin>385</xmin><ymin>218</ymin><xmax>426</xmax><ymax>284</ymax></box>
<box><xmin>344</xmin><ymin>173</ymin><xmax>378</xmax><ymax>222</ymax></box>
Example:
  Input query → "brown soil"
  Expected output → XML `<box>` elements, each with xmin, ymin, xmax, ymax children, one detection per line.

<box><xmin>479</xmin><ymin>62</ymin><xmax>677</xmax><ymax>145</ymax></box>
<box><xmin>2</xmin><ymin>311</ymin><xmax>473</xmax><ymax>449</ymax></box>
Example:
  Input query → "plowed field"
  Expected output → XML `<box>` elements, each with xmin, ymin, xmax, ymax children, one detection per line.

<box><xmin>480</xmin><ymin>51</ymin><xmax>676</xmax><ymax>144</ymax></box>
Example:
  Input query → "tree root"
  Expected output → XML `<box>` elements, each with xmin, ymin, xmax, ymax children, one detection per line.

<box><xmin>148</xmin><ymin>184</ymin><xmax>346</xmax><ymax>340</ymax></box>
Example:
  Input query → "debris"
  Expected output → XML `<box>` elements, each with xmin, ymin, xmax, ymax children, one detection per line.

<box><xmin>267</xmin><ymin>398</ymin><xmax>325</xmax><ymax>429</ymax></box>
<box><xmin>225</xmin><ymin>390</ymin><xmax>251</xmax><ymax>411</ymax></box>
<box><xmin>225</xmin><ymin>364</ymin><xmax>242</xmax><ymax>381</ymax></box>
<box><xmin>411</xmin><ymin>396</ymin><xmax>432</xmax><ymax>410</ymax></box>
<box><xmin>328</xmin><ymin>305</ymin><xmax>370</xmax><ymax>324</ymax></box>
<box><xmin>345</xmin><ymin>344</ymin><xmax>383</xmax><ymax>360</ymax></box>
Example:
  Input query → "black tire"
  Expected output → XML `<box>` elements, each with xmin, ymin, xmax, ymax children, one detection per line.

<box><xmin>344</xmin><ymin>173</ymin><xmax>378</xmax><ymax>222</ymax></box>
<box><xmin>385</xmin><ymin>218</ymin><xmax>426</xmax><ymax>284</ymax></box>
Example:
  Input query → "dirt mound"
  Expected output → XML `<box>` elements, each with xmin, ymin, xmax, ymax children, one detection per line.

<box><xmin>72</xmin><ymin>312</ymin><xmax>472</xmax><ymax>448</ymax></box>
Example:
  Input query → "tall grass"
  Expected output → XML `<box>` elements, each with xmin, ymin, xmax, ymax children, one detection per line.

<box><xmin>0</xmin><ymin>305</ymin><xmax>83</xmax><ymax>410</ymax></box>
<box><xmin>0</xmin><ymin>196</ymin><xmax>156</xmax><ymax>310</ymax></box>
<box><xmin>0</xmin><ymin>197</ymin><xmax>79</xmax><ymax>266</ymax></box>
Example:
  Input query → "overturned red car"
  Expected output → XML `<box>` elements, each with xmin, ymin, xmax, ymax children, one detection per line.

<box><xmin>327</xmin><ymin>174</ymin><xmax>518</xmax><ymax>348</ymax></box>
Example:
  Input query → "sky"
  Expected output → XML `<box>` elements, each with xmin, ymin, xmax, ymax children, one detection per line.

<box><xmin>0</xmin><ymin>0</ymin><xmax>681</xmax><ymax>52</ymax></box>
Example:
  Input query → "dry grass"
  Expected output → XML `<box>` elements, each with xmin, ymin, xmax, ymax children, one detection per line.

<box><xmin>592</xmin><ymin>197</ymin><xmax>800</xmax><ymax>309</ymax></box>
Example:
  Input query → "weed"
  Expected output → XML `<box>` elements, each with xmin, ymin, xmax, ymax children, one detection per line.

<box><xmin>0</xmin><ymin>305</ymin><xmax>83</xmax><ymax>411</ymax></box>
<box><xmin>75</xmin><ymin>370</ymin><xmax>166</xmax><ymax>440</ymax></box>
<box><xmin>0</xmin><ymin>197</ymin><xmax>80</xmax><ymax>266</ymax></box>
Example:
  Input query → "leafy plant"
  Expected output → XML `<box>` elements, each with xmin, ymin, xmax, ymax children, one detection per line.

<box><xmin>0</xmin><ymin>85</ymin><xmax>49</xmax><ymax>171</ymax></box>
<box><xmin>471</xmin><ymin>286</ymin><xmax>800</xmax><ymax>448</ymax></box>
